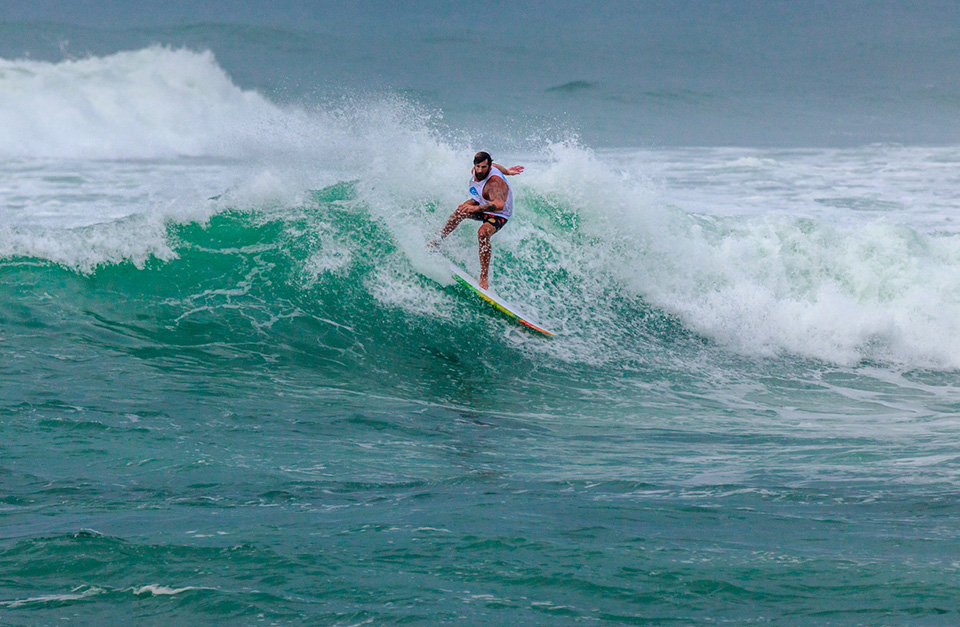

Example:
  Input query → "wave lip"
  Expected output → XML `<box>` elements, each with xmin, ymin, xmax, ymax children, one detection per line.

<box><xmin>0</xmin><ymin>46</ymin><xmax>310</xmax><ymax>159</ymax></box>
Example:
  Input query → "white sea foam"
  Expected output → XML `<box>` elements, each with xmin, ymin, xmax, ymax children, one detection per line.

<box><xmin>0</xmin><ymin>47</ymin><xmax>464</xmax><ymax>273</ymax></box>
<box><xmin>0</xmin><ymin>212</ymin><xmax>178</xmax><ymax>272</ymax></box>
<box><xmin>0</xmin><ymin>47</ymin><xmax>317</xmax><ymax>160</ymax></box>
<box><xmin>132</xmin><ymin>584</ymin><xmax>201</xmax><ymax>596</ymax></box>
<box><xmin>531</xmin><ymin>143</ymin><xmax>960</xmax><ymax>368</ymax></box>
<box><xmin>0</xmin><ymin>585</ymin><xmax>105</xmax><ymax>608</ymax></box>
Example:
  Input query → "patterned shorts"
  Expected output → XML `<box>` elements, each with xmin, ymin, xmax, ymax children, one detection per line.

<box><xmin>471</xmin><ymin>213</ymin><xmax>508</xmax><ymax>233</ymax></box>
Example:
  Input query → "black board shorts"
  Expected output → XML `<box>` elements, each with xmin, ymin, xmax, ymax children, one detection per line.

<box><xmin>470</xmin><ymin>213</ymin><xmax>508</xmax><ymax>233</ymax></box>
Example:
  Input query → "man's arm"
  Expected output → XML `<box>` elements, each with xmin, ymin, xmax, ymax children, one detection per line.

<box><xmin>480</xmin><ymin>176</ymin><xmax>509</xmax><ymax>212</ymax></box>
<box><xmin>493</xmin><ymin>163</ymin><xmax>524</xmax><ymax>176</ymax></box>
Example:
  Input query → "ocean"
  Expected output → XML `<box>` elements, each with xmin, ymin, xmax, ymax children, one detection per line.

<box><xmin>3</xmin><ymin>2</ymin><xmax>960</xmax><ymax>625</ymax></box>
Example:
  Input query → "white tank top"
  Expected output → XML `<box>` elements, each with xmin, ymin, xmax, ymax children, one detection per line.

<box><xmin>467</xmin><ymin>168</ymin><xmax>513</xmax><ymax>219</ymax></box>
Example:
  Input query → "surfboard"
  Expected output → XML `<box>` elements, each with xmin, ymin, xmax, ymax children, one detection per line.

<box><xmin>448</xmin><ymin>263</ymin><xmax>556</xmax><ymax>337</ymax></box>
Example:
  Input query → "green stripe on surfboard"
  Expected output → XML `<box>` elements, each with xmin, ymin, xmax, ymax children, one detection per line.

<box><xmin>449</xmin><ymin>263</ymin><xmax>556</xmax><ymax>337</ymax></box>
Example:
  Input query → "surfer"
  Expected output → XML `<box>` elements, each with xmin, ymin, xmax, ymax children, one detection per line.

<box><xmin>432</xmin><ymin>152</ymin><xmax>521</xmax><ymax>289</ymax></box>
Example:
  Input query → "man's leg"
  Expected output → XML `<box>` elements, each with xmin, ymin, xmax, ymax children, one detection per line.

<box><xmin>477</xmin><ymin>222</ymin><xmax>496</xmax><ymax>289</ymax></box>
<box><xmin>438</xmin><ymin>201</ymin><xmax>480</xmax><ymax>242</ymax></box>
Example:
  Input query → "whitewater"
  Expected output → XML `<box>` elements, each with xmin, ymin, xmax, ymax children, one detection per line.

<box><xmin>5</xmin><ymin>47</ymin><xmax>960</xmax><ymax>367</ymax></box>
<box><xmin>3</xmin><ymin>10</ymin><xmax>960</xmax><ymax>625</ymax></box>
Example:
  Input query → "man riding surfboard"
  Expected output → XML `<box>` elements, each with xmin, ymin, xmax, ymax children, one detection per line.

<box><xmin>432</xmin><ymin>151</ymin><xmax>523</xmax><ymax>289</ymax></box>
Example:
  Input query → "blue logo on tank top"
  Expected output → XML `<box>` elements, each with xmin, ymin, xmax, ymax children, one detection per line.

<box><xmin>469</xmin><ymin>187</ymin><xmax>478</xmax><ymax>195</ymax></box>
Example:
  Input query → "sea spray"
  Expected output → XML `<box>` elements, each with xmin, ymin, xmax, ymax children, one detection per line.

<box><xmin>6</xmin><ymin>49</ymin><xmax>960</xmax><ymax>368</ymax></box>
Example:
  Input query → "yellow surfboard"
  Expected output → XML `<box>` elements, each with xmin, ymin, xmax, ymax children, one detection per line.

<box><xmin>449</xmin><ymin>263</ymin><xmax>556</xmax><ymax>337</ymax></box>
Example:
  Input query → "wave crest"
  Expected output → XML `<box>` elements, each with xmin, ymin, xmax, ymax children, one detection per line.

<box><xmin>0</xmin><ymin>46</ymin><xmax>312</xmax><ymax>159</ymax></box>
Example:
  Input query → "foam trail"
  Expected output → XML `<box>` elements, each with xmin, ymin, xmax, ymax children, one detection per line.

<box><xmin>132</xmin><ymin>585</ymin><xmax>203</xmax><ymax>596</ymax></box>
<box><xmin>0</xmin><ymin>586</ymin><xmax>105</xmax><ymax>608</ymax></box>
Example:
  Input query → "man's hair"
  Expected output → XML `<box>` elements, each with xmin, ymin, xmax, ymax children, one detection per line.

<box><xmin>473</xmin><ymin>151</ymin><xmax>492</xmax><ymax>166</ymax></box>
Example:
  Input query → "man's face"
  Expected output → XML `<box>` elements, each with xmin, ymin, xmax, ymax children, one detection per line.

<box><xmin>473</xmin><ymin>159</ymin><xmax>491</xmax><ymax>180</ymax></box>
